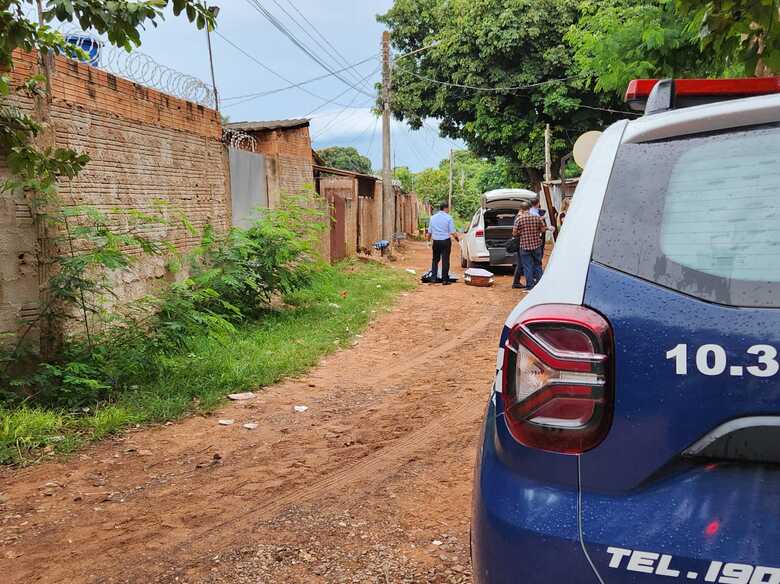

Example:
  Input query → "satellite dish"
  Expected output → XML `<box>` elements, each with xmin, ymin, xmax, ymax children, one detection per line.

<box><xmin>573</xmin><ymin>131</ymin><xmax>602</xmax><ymax>169</ymax></box>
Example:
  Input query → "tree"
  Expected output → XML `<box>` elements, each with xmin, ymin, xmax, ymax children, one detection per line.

<box><xmin>567</xmin><ymin>0</ymin><xmax>728</xmax><ymax>97</ymax></box>
<box><xmin>316</xmin><ymin>146</ymin><xmax>373</xmax><ymax>174</ymax></box>
<box><xmin>413</xmin><ymin>167</ymin><xmax>448</xmax><ymax>207</ymax></box>
<box><xmin>677</xmin><ymin>0</ymin><xmax>780</xmax><ymax>74</ymax></box>
<box><xmin>0</xmin><ymin>1</ymin><xmax>214</xmax><ymax>357</ymax></box>
<box><xmin>412</xmin><ymin>150</ymin><xmax>527</xmax><ymax>220</ymax></box>
<box><xmin>378</xmin><ymin>0</ymin><xmax>625</xmax><ymax>186</ymax></box>
<box><xmin>393</xmin><ymin>165</ymin><xmax>414</xmax><ymax>192</ymax></box>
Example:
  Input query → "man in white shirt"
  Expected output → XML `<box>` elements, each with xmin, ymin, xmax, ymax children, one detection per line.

<box><xmin>426</xmin><ymin>202</ymin><xmax>460</xmax><ymax>285</ymax></box>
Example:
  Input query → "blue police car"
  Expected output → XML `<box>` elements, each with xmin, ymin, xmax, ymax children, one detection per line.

<box><xmin>471</xmin><ymin>78</ymin><xmax>780</xmax><ymax>584</ymax></box>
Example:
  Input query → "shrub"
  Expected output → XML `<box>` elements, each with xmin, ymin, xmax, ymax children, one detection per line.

<box><xmin>1</xmin><ymin>192</ymin><xmax>327</xmax><ymax>409</ymax></box>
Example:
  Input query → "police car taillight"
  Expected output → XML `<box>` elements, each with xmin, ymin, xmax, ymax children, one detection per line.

<box><xmin>501</xmin><ymin>305</ymin><xmax>613</xmax><ymax>454</ymax></box>
<box><xmin>625</xmin><ymin>77</ymin><xmax>780</xmax><ymax>115</ymax></box>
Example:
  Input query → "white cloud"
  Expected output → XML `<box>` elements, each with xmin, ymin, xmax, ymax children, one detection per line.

<box><xmin>310</xmin><ymin>109</ymin><xmax>464</xmax><ymax>172</ymax></box>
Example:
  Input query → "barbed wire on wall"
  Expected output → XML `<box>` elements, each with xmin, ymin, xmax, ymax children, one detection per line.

<box><xmin>60</xmin><ymin>30</ymin><xmax>216</xmax><ymax>108</ymax></box>
<box><xmin>222</xmin><ymin>127</ymin><xmax>257</xmax><ymax>152</ymax></box>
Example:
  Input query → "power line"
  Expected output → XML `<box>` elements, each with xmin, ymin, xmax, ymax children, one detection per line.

<box><xmin>402</xmin><ymin>70</ymin><xmax>582</xmax><ymax>92</ymax></box>
<box><xmin>402</xmin><ymin>67</ymin><xmax>641</xmax><ymax>116</ymax></box>
<box><xmin>304</xmin><ymin>65</ymin><xmax>380</xmax><ymax>118</ymax></box>
<box><xmin>421</xmin><ymin>119</ymin><xmax>462</xmax><ymax>148</ymax></box>
<box><xmin>403</xmin><ymin>127</ymin><xmax>436</xmax><ymax>168</ymax></box>
<box><xmin>274</xmin><ymin>0</ymin><xmax>369</xmax><ymax>89</ymax></box>
<box><xmin>245</xmin><ymin>0</ymin><xmax>374</xmax><ymax>98</ymax></box>
<box><xmin>214</xmin><ymin>30</ymin><xmax>359</xmax><ymax>110</ymax></box>
<box><xmin>221</xmin><ymin>53</ymin><xmax>378</xmax><ymax>103</ymax></box>
<box><xmin>576</xmin><ymin>103</ymin><xmax>641</xmax><ymax>117</ymax></box>
<box><xmin>367</xmin><ymin>115</ymin><xmax>380</xmax><ymax>159</ymax></box>
<box><xmin>311</xmin><ymin>84</ymin><xmax>374</xmax><ymax>141</ymax></box>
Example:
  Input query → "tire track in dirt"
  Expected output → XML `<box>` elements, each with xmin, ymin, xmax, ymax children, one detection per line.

<box><xmin>24</xmin><ymin>310</ymin><xmax>497</xmax><ymax>584</ymax></box>
<box><xmin>1</xmin><ymin>241</ymin><xmax>519</xmax><ymax>584</ymax></box>
<box><xmin>355</xmin><ymin>312</ymin><xmax>495</xmax><ymax>387</ymax></box>
<box><xmin>157</xmin><ymin>400</ymin><xmax>485</xmax><ymax>583</ymax></box>
<box><xmin>139</xmin><ymin>313</ymin><xmax>498</xmax><ymax>582</ymax></box>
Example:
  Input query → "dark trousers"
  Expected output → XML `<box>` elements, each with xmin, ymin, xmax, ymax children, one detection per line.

<box><xmin>532</xmin><ymin>244</ymin><xmax>544</xmax><ymax>283</ymax></box>
<box><xmin>512</xmin><ymin>246</ymin><xmax>543</xmax><ymax>289</ymax></box>
<box><xmin>431</xmin><ymin>238</ymin><xmax>451</xmax><ymax>282</ymax></box>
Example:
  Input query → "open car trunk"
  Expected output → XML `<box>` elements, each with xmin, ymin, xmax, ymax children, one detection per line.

<box><xmin>479</xmin><ymin>189</ymin><xmax>537</xmax><ymax>265</ymax></box>
<box><xmin>484</xmin><ymin>208</ymin><xmax>517</xmax><ymax>265</ymax></box>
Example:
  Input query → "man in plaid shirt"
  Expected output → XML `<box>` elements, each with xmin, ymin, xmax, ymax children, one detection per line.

<box><xmin>511</xmin><ymin>200</ymin><xmax>547</xmax><ymax>289</ymax></box>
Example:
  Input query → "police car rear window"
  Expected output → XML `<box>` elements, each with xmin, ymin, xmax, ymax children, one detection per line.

<box><xmin>592</xmin><ymin>124</ymin><xmax>780</xmax><ymax>308</ymax></box>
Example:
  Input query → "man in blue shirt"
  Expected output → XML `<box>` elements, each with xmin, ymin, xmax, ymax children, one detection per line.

<box><xmin>427</xmin><ymin>202</ymin><xmax>460</xmax><ymax>285</ymax></box>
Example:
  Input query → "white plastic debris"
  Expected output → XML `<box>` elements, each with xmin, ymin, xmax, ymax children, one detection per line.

<box><xmin>293</xmin><ymin>405</ymin><xmax>309</xmax><ymax>413</ymax></box>
<box><xmin>218</xmin><ymin>419</ymin><xmax>235</xmax><ymax>426</ymax></box>
<box><xmin>432</xmin><ymin>540</ymin><xmax>443</xmax><ymax>546</ymax></box>
<box><xmin>405</xmin><ymin>268</ymin><xmax>417</xmax><ymax>275</ymax></box>
<box><xmin>242</xmin><ymin>422</ymin><xmax>259</xmax><ymax>430</ymax></box>
<box><xmin>227</xmin><ymin>392</ymin><xmax>255</xmax><ymax>401</ymax></box>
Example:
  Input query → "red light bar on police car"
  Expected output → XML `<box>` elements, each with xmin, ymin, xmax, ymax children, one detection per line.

<box><xmin>625</xmin><ymin>77</ymin><xmax>780</xmax><ymax>115</ymax></box>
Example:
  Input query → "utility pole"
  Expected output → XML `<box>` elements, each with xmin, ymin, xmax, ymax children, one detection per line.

<box><xmin>544</xmin><ymin>123</ymin><xmax>552</xmax><ymax>183</ymax></box>
<box><xmin>448</xmin><ymin>149</ymin><xmax>454</xmax><ymax>211</ymax></box>
<box><xmin>206</xmin><ymin>5</ymin><xmax>221</xmax><ymax>113</ymax></box>
<box><xmin>381</xmin><ymin>31</ymin><xmax>394</xmax><ymax>243</ymax></box>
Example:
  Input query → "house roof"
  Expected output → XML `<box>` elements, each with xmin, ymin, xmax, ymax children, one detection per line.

<box><xmin>313</xmin><ymin>164</ymin><xmax>379</xmax><ymax>182</ymax></box>
<box><xmin>225</xmin><ymin>118</ymin><xmax>310</xmax><ymax>132</ymax></box>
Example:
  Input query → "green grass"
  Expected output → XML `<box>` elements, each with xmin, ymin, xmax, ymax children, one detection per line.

<box><xmin>0</xmin><ymin>261</ymin><xmax>414</xmax><ymax>465</ymax></box>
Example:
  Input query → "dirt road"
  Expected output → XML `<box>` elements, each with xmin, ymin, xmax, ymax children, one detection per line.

<box><xmin>0</xmin><ymin>241</ymin><xmax>523</xmax><ymax>583</ymax></box>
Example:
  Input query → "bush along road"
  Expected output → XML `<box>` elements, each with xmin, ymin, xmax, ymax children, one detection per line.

<box><xmin>0</xmin><ymin>241</ymin><xmax>523</xmax><ymax>583</ymax></box>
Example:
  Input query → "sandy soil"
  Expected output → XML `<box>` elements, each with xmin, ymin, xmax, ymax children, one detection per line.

<box><xmin>0</xmin><ymin>240</ymin><xmax>526</xmax><ymax>583</ymax></box>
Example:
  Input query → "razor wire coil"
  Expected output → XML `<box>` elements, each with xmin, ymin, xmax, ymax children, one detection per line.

<box><xmin>222</xmin><ymin>128</ymin><xmax>257</xmax><ymax>152</ymax></box>
<box><xmin>61</xmin><ymin>29</ymin><xmax>216</xmax><ymax>108</ymax></box>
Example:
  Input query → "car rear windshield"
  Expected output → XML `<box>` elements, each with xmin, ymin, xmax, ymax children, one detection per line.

<box><xmin>592</xmin><ymin>123</ymin><xmax>780</xmax><ymax>308</ymax></box>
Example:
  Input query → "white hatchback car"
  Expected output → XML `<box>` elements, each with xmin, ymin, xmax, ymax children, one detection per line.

<box><xmin>460</xmin><ymin>188</ymin><xmax>539</xmax><ymax>268</ymax></box>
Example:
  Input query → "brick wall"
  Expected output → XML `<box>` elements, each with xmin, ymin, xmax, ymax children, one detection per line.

<box><xmin>320</xmin><ymin>176</ymin><xmax>358</xmax><ymax>259</ymax></box>
<box><xmin>246</xmin><ymin>125</ymin><xmax>314</xmax><ymax>198</ymax></box>
<box><xmin>395</xmin><ymin>192</ymin><xmax>419</xmax><ymax>238</ymax></box>
<box><xmin>357</xmin><ymin>183</ymin><xmax>383</xmax><ymax>252</ymax></box>
<box><xmin>0</xmin><ymin>51</ymin><xmax>229</xmax><ymax>343</ymax></box>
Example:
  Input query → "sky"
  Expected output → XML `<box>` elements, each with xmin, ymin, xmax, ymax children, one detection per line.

<box><xmin>129</xmin><ymin>0</ymin><xmax>463</xmax><ymax>172</ymax></box>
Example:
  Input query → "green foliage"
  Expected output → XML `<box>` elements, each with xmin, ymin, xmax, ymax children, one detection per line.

<box><xmin>411</xmin><ymin>150</ymin><xmax>526</xmax><ymax>219</ymax></box>
<box><xmin>0</xmin><ymin>1</ymin><xmax>213</xmax><ymax>60</ymax></box>
<box><xmin>393</xmin><ymin>166</ymin><xmax>414</xmax><ymax>192</ymax></box>
<box><xmin>1</xmin><ymin>193</ymin><xmax>327</xmax><ymax>409</ymax></box>
<box><xmin>0</xmin><ymin>260</ymin><xmax>414</xmax><ymax>464</ymax></box>
<box><xmin>567</xmin><ymin>0</ymin><xmax>728</xmax><ymax>96</ymax></box>
<box><xmin>0</xmin><ymin>406</ymin><xmax>62</xmax><ymax>464</ymax></box>
<box><xmin>381</xmin><ymin>0</ymin><xmax>776</xmax><ymax>178</ymax></box>
<box><xmin>378</xmin><ymin>0</ymin><xmax>625</xmax><ymax>176</ymax></box>
<box><xmin>677</xmin><ymin>0</ymin><xmax>780</xmax><ymax>73</ymax></box>
<box><xmin>151</xmin><ymin>193</ymin><xmax>326</xmax><ymax>344</ymax></box>
<box><xmin>413</xmin><ymin>166</ymin><xmax>448</xmax><ymax>206</ymax></box>
<box><xmin>1</xmin><ymin>0</ymin><xmax>216</xmax><ymax>365</ymax></box>
<box><xmin>316</xmin><ymin>146</ymin><xmax>373</xmax><ymax>174</ymax></box>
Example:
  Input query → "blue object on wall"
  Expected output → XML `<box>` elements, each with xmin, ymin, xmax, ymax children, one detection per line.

<box><xmin>64</xmin><ymin>34</ymin><xmax>102</xmax><ymax>67</ymax></box>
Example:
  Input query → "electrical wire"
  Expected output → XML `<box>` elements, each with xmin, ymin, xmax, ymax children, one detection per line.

<box><xmin>366</xmin><ymin>115</ymin><xmax>380</xmax><ymax>159</ymax></box>
<box><xmin>402</xmin><ymin>70</ymin><xmax>583</xmax><ymax>92</ymax></box>
<box><xmin>576</xmin><ymin>103</ymin><xmax>641</xmax><ymax>116</ymax></box>
<box><xmin>278</xmin><ymin>0</ymin><xmax>371</xmax><ymax>89</ymax></box>
<box><xmin>214</xmin><ymin>30</ymin><xmax>360</xmax><ymax>110</ymax></box>
<box><xmin>304</xmin><ymin>65</ymin><xmax>380</xmax><ymax>119</ymax></box>
<box><xmin>245</xmin><ymin>0</ymin><xmax>374</xmax><ymax>98</ymax></box>
<box><xmin>403</xmin><ymin>66</ymin><xmax>641</xmax><ymax>116</ymax></box>
<box><xmin>221</xmin><ymin>53</ymin><xmax>378</xmax><ymax>103</ymax></box>
<box><xmin>421</xmin><ymin>119</ymin><xmax>462</xmax><ymax>148</ymax></box>
<box><xmin>311</xmin><ymin>95</ymin><xmax>370</xmax><ymax>142</ymax></box>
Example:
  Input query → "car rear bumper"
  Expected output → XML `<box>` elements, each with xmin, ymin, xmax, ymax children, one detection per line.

<box><xmin>488</xmin><ymin>247</ymin><xmax>516</xmax><ymax>266</ymax></box>
<box><xmin>471</xmin><ymin>396</ymin><xmax>598</xmax><ymax>584</ymax></box>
